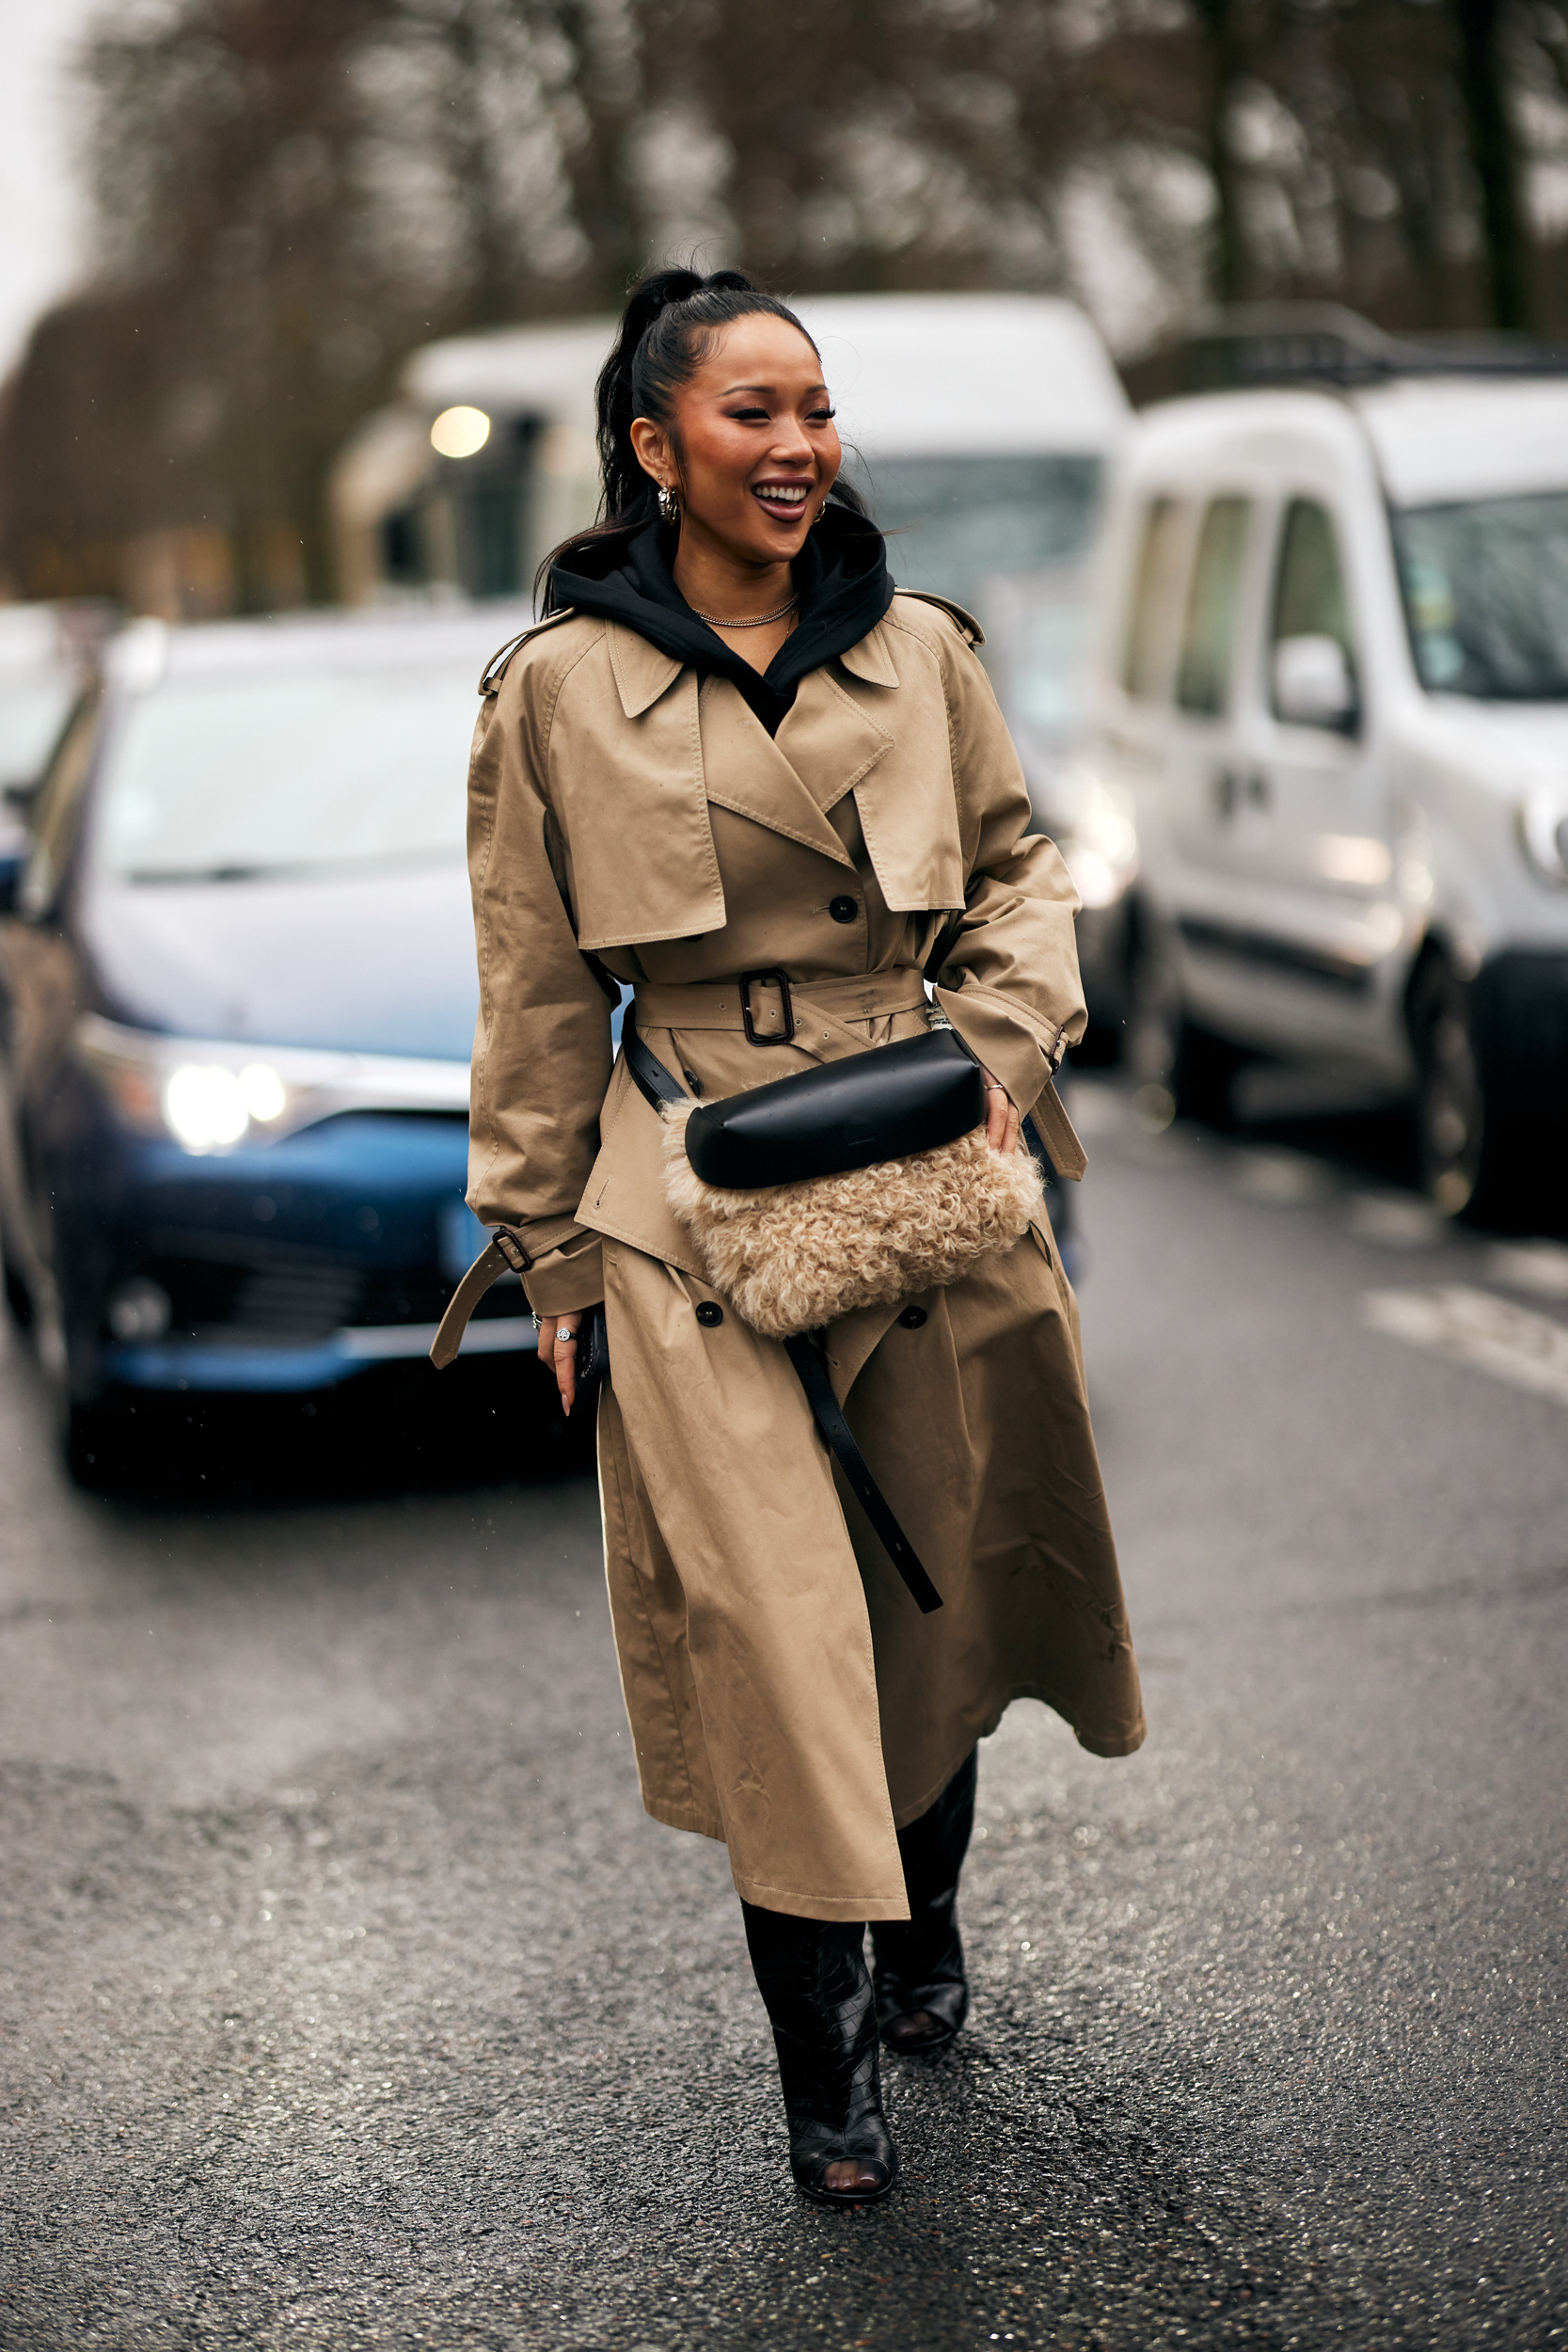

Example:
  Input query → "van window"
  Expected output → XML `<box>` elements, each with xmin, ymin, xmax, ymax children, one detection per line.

<box><xmin>1121</xmin><ymin>498</ymin><xmax>1187</xmax><ymax>701</ymax></box>
<box><xmin>1271</xmin><ymin>500</ymin><xmax>1355</xmax><ymax>666</ymax></box>
<box><xmin>1393</xmin><ymin>492</ymin><xmax>1568</xmax><ymax>698</ymax></box>
<box><xmin>1176</xmin><ymin>498</ymin><xmax>1251</xmax><ymax>716</ymax></box>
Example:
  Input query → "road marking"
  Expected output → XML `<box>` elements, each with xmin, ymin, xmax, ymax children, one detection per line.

<box><xmin>1348</xmin><ymin>1193</ymin><xmax>1446</xmax><ymax>1248</ymax></box>
<box><xmin>1364</xmin><ymin>1283</ymin><xmax>1568</xmax><ymax>1406</ymax></box>
<box><xmin>1486</xmin><ymin>1240</ymin><xmax>1568</xmax><ymax>1300</ymax></box>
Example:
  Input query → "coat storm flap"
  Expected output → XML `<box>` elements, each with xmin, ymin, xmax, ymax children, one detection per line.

<box><xmin>464</xmin><ymin>590</ymin><xmax>1144</xmax><ymax>1921</ymax></box>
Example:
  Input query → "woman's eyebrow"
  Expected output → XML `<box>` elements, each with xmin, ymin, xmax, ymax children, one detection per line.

<box><xmin>720</xmin><ymin>381</ymin><xmax>830</xmax><ymax>397</ymax></box>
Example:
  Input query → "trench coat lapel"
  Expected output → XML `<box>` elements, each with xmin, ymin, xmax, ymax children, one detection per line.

<box><xmin>773</xmin><ymin>665</ymin><xmax>895</xmax><ymax>818</ymax></box>
<box><xmin>699</xmin><ymin>676</ymin><xmax>857</xmax><ymax>869</ymax></box>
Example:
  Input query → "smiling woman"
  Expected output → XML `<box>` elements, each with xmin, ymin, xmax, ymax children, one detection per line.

<box><xmin>443</xmin><ymin>267</ymin><xmax>1142</xmax><ymax>2214</ymax></box>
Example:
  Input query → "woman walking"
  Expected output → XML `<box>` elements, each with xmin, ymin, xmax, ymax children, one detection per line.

<box><xmin>436</xmin><ymin>267</ymin><xmax>1144</xmax><ymax>2205</ymax></box>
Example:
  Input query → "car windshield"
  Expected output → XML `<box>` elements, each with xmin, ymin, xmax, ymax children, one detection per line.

<box><xmin>0</xmin><ymin>674</ymin><xmax>77</xmax><ymax>787</ymax></box>
<box><xmin>848</xmin><ymin>454</ymin><xmax>1103</xmax><ymax>740</ymax></box>
<box><xmin>93</xmin><ymin>664</ymin><xmax>479</xmax><ymax>882</ymax></box>
<box><xmin>1393</xmin><ymin>492</ymin><xmax>1568</xmax><ymax>700</ymax></box>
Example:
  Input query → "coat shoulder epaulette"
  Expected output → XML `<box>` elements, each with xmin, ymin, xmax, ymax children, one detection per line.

<box><xmin>479</xmin><ymin>606</ymin><xmax>582</xmax><ymax>695</ymax></box>
<box><xmin>889</xmin><ymin>590</ymin><xmax>986</xmax><ymax>649</ymax></box>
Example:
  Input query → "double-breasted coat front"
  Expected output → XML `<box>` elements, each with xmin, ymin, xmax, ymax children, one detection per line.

<box><xmin>463</xmin><ymin>587</ymin><xmax>1145</xmax><ymax>1921</ymax></box>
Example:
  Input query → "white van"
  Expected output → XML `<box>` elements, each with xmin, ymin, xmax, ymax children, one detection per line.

<box><xmin>331</xmin><ymin>294</ymin><xmax>1132</xmax><ymax>1029</ymax></box>
<box><xmin>1085</xmin><ymin>364</ymin><xmax>1568</xmax><ymax>1217</ymax></box>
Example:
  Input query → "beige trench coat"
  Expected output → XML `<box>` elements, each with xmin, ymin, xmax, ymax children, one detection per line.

<box><xmin>464</xmin><ymin>589</ymin><xmax>1145</xmax><ymax>1921</ymax></box>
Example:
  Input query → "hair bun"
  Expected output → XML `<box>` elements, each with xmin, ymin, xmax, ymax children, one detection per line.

<box><xmin>617</xmin><ymin>268</ymin><xmax>706</xmax><ymax>354</ymax></box>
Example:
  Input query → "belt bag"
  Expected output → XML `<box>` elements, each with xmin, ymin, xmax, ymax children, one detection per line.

<box><xmin>624</xmin><ymin>1017</ymin><xmax>1045</xmax><ymax>1343</ymax></box>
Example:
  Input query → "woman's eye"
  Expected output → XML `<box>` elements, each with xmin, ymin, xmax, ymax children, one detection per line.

<box><xmin>728</xmin><ymin>405</ymin><xmax>769</xmax><ymax>421</ymax></box>
<box><xmin>809</xmin><ymin>406</ymin><xmax>836</xmax><ymax>422</ymax></box>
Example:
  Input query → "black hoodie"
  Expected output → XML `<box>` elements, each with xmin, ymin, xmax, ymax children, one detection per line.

<box><xmin>548</xmin><ymin>502</ymin><xmax>894</xmax><ymax>738</ymax></box>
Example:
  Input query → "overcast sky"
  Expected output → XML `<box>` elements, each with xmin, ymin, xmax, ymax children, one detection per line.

<box><xmin>0</xmin><ymin>0</ymin><xmax>106</xmax><ymax>382</ymax></box>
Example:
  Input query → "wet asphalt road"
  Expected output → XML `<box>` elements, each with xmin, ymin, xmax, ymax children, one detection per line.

<box><xmin>2</xmin><ymin>1077</ymin><xmax>1565</xmax><ymax>2352</ymax></box>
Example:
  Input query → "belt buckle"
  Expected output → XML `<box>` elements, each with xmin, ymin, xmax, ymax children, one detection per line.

<box><xmin>740</xmin><ymin>969</ymin><xmax>795</xmax><ymax>1045</ymax></box>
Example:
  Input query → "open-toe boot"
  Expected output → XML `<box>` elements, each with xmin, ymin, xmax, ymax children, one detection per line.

<box><xmin>872</xmin><ymin>1747</ymin><xmax>977</xmax><ymax>2055</ymax></box>
<box><xmin>741</xmin><ymin>1901</ymin><xmax>899</xmax><ymax>2207</ymax></box>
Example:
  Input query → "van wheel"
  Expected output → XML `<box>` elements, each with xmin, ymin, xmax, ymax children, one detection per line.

<box><xmin>1128</xmin><ymin>925</ymin><xmax>1244</xmax><ymax>1128</ymax></box>
<box><xmin>1409</xmin><ymin>951</ymin><xmax>1518</xmax><ymax>1222</ymax></box>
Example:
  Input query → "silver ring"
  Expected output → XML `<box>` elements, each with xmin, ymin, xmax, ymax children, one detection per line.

<box><xmin>557</xmin><ymin>1332</ymin><xmax>578</xmax><ymax>1344</ymax></box>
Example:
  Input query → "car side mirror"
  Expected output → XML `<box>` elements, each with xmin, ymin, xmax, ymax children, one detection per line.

<box><xmin>1273</xmin><ymin>634</ymin><xmax>1358</xmax><ymax>732</ymax></box>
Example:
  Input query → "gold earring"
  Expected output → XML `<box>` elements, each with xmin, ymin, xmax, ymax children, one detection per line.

<box><xmin>657</xmin><ymin>484</ymin><xmax>679</xmax><ymax>526</ymax></box>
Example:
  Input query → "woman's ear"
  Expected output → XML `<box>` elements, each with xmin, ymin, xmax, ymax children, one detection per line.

<box><xmin>629</xmin><ymin>416</ymin><xmax>671</xmax><ymax>488</ymax></box>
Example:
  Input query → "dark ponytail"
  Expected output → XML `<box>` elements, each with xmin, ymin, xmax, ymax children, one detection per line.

<box><xmin>537</xmin><ymin>264</ymin><xmax>874</xmax><ymax>609</ymax></box>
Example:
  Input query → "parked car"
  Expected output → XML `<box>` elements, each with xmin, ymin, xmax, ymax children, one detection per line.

<box><xmin>331</xmin><ymin>293</ymin><xmax>1134</xmax><ymax>1041</ymax></box>
<box><xmin>0</xmin><ymin>603</ymin><xmax>556</xmax><ymax>1470</ymax></box>
<box><xmin>1084</xmin><ymin>356</ymin><xmax>1568</xmax><ymax>1216</ymax></box>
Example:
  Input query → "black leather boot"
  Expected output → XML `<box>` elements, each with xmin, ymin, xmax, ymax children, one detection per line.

<box><xmin>872</xmin><ymin>1747</ymin><xmax>977</xmax><ymax>2055</ymax></box>
<box><xmin>741</xmin><ymin>1901</ymin><xmax>899</xmax><ymax>2207</ymax></box>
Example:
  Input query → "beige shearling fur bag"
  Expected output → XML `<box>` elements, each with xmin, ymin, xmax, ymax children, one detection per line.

<box><xmin>659</xmin><ymin>1102</ymin><xmax>1042</xmax><ymax>1339</ymax></box>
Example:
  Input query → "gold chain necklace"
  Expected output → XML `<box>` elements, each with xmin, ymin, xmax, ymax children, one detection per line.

<box><xmin>691</xmin><ymin>596</ymin><xmax>799</xmax><ymax>629</ymax></box>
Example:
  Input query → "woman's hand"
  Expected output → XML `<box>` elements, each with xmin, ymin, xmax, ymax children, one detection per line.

<box><xmin>979</xmin><ymin>1067</ymin><xmax>1020</xmax><ymax>1156</ymax></box>
<box><xmin>537</xmin><ymin>1310</ymin><xmax>583</xmax><ymax>1415</ymax></box>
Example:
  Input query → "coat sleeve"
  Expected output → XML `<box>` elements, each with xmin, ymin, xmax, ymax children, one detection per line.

<box><xmin>465</xmin><ymin>649</ymin><xmax>612</xmax><ymax>1315</ymax></box>
<box><xmin>927</xmin><ymin>628</ymin><xmax>1087</xmax><ymax>1120</ymax></box>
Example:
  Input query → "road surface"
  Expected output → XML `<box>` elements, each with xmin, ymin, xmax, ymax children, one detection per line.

<box><xmin>2</xmin><ymin>1079</ymin><xmax>1564</xmax><ymax>2349</ymax></box>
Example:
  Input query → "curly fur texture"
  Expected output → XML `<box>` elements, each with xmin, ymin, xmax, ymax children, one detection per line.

<box><xmin>660</xmin><ymin>1104</ymin><xmax>1043</xmax><ymax>1339</ymax></box>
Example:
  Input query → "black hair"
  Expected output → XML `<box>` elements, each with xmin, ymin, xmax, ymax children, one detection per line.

<box><xmin>536</xmin><ymin>264</ymin><xmax>873</xmax><ymax>608</ymax></box>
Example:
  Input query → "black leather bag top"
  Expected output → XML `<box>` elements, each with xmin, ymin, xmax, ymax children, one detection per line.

<box><xmin>682</xmin><ymin>1027</ymin><xmax>986</xmax><ymax>1190</ymax></box>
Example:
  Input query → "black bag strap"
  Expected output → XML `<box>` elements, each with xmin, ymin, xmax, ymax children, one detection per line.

<box><xmin>622</xmin><ymin>1021</ymin><xmax>689</xmax><ymax>1111</ymax></box>
<box><xmin>619</xmin><ymin>1020</ymin><xmax>942</xmax><ymax>1614</ymax></box>
<box><xmin>783</xmin><ymin>1335</ymin><xmax>942</xmax><ymax>1614</ymax></box>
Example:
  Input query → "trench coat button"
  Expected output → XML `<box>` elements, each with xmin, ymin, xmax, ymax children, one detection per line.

<box><xmin>695</xmin><ymin>1301</ymin><xmax>724</xmax><ymax>1327</ymax></box>
<box><xmin>828</xmin><ymin>894</ymin><xmax>859</xmax><ymax>923</ymax></box>
<box><xmin>898</xmin><ymin>1305</ymin><xmax>928</xmax><ymax>1328</ymax></box>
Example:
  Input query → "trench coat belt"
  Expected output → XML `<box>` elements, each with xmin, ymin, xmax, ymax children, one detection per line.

<box><xmin>634</xmin><ymin>969</ymin><xmax>1087</xmax><ymax>1181</ymax></box>
<box><xmin>633</xmin><ymin>967</ymin><xmax>929</xmax><ymax>1055</ymax></box>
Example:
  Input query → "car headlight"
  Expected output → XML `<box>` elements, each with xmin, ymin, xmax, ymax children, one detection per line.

<box><xmin>1520</xmin><ymin>787</ymin><xmax>1568</xmax><ymax>884</ymax></box>
<box><xmin>1054</xmin><ymin>780</ymin><xmax>1139</xmax><ymax>913</ymax></box>
<box><xmin>73</xmin><ymin>1014</ymin><xmax>470</xmax><ymax>1153</ymax></box>
<box><xmin>76</xmin><ymin>1019</ymin><xmax>308</xmax><ymax>1152</ymax></box>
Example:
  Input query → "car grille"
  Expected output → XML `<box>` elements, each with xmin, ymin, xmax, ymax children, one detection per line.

<box><xmin>229</xmin><ymin>1262</ymin><xmax>365</xmax><ymax>1340</ymax></box>
<box><xmin>113</xmin><ymin>1239</ymin><xmax>519</xmax><ymax>1343</ymax></box>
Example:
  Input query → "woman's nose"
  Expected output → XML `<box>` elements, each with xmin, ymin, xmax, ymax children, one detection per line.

<box><xmin>767</xmin><ymin>417</ymin><xmax>815</xmax><ymax>465</ymax></box>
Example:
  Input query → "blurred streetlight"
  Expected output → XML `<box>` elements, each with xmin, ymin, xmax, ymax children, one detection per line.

<box><xmin>430</xmin><ymin>405</ymin><xmax>491</xmax><ymax>459</ymax></box>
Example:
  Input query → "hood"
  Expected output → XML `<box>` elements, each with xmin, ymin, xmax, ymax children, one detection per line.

<box><xmin>1403</xmin><ymin>694</ymin><xmax>1568</xmax><ymax>797</ymax></box>
<box><xmin>549</xmin><ymin>503</ymin><xmax>893</xmax><ymax>736</ymax></box>
<box><xmin>80</xmin><ymin>856</ymin><xmax>478</xmax><ymax>1061</ymax></box>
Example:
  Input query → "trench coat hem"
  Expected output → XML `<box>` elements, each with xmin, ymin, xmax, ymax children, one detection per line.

<box><xmin>1022</xmin><ymin>1678</ymin><xmax>1146</xmax><ymax>1759</ymax></box>
<box><xmin>641</xmin><ymin>1791</ymin><xmax>726</xmax><ymax>1842</ymax></box>
<box><xmin>728</xmin><ymin>1862</ymin><xmax>911</xmax><ymax>1925</ymax></box>
<box><xmin>635</xmin><ymin>1798</ymin><xmax>913</xmax><ymax>1924</ymax></box>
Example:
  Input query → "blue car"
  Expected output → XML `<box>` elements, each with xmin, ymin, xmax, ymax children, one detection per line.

<box><xmin>0</xmin><ymin>602</ymin><xmax>579</xmax><ymax>1470</ymax></box>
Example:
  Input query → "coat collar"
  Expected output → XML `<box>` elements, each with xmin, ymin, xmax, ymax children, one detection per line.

<box><xmin>837</xmin><ymin>620</ymin><xmax>901</xmax><ymax>690</ymax></box>
<box><xmin>607</xmin><ymin>621</ymin><xmax>684</xmax><ymax>718</ymax></box>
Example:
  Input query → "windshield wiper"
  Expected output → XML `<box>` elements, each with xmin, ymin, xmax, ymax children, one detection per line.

<box><xmin>124</xmin><ymin>863</ymin><xmax>288</xmax><ymax>883</ymax></box>
<box><xmin>119</xmin><ymin>846</ymin><xmax>466</xmax><ymax>886</ymax></box>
